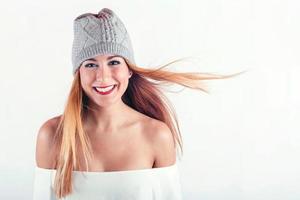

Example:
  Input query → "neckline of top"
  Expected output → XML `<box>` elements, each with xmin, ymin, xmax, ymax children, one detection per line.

<box><xmin>35</xmin><ymin>162</ymin><xmax>178</xmax><ymax>174</ymax></box>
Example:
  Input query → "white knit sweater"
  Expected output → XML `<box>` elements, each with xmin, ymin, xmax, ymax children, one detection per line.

<box><xmin>33</xmin><ymin>162</ymin><xmax>183</xmax><ymax>200</ymax></box>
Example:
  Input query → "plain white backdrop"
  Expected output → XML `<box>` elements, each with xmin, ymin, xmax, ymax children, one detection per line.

<box><xmin>0</xmin><ymin>0</ymin><xmax>299</xmax><ymax>199</ymax></box>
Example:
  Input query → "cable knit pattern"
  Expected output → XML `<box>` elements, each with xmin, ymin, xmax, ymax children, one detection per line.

<box><xmin>71</xmin><ymin>8</ymin><xmax>135</xmax><ymax>74</ymax></box>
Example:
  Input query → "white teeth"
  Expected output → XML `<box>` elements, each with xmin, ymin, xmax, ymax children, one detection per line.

<box><xmin>95</xmin><ymin>85</ymin><xmax>114</xmax><ymax>93</ymax></box>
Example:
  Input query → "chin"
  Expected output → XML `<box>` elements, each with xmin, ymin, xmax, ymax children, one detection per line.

<box><xmin>93</xmin><ymin>95</ymin><xmax>123</xmax><ymax>107</ymax></box>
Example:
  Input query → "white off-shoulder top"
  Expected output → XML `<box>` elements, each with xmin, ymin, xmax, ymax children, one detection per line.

<box><xmin>33</xmin><ymin>162</ymin><xmax>183</xmax><ymax>200</ymax></box>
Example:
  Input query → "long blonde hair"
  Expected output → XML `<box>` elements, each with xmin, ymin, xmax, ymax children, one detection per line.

<box><xmin>52</xmin><ymin>57</ymin><xmax>245</xmax><ymax>199</ymax></box>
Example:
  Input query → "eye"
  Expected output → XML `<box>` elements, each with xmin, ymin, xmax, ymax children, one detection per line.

<box><xmin>108</xmin><ymin>60</ymin><xmax>120</xmax><ymax>65</ymax></box>
<box><xmin>84</xmin><ymin>63</ymin><xmax>97</xmax><ymax>68</ymax></box>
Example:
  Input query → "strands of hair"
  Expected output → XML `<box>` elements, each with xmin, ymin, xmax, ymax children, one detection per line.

<box><xmin>52</xmin><ymin>57</ymin><xmax>246</xmax><ymax>199</ymax></box>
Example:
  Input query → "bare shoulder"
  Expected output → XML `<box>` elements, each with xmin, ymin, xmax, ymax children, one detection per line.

<box><xmin>35</xmin><ymin>115</ymin><xmax>62</xmax><ymax>169</ymax></box>
<box><xmin>143</xmin><ymin>117</ymin><xmax>176</xmax><ymax>168</ymax></box>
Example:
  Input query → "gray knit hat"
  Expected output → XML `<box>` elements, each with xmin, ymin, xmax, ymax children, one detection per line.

<box><xmin>71</xmin><ymin>8</ymin><xmax>136</xmax><ymax>74</ymax></box>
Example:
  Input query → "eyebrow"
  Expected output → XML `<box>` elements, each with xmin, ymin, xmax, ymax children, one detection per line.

<box><xmin>84</xmin><ymin>55</ymin><xmax>122</xmax><ymax>62</ymax></box>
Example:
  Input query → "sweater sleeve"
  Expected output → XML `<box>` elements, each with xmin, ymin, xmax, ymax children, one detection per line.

<box><xmin>33</xmin><ymin>167</ymin><xmax>56</xmax><ymax>200</ymax></box>
<box><xmin>155</xmin><ymin>164</ymin><xmax>183</xmax><ymax>200</ymax></box>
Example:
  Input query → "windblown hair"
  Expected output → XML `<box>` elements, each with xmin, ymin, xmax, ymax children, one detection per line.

<box><xmin>52</xmin><ymin>57</ymin><xmax>245</xmax><ymax>199</ymax></box>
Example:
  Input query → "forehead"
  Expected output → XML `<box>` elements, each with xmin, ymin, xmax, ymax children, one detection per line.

<box><xmin>84</xmin><ymin>54</ymin><xmax>124</xmax><ymax>62</ymax></box>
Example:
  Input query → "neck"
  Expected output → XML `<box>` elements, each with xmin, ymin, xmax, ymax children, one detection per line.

<box><xmin>83</xmin><ymin>99</ymin><xmax>131</xmax><ymax>134</ymax></box>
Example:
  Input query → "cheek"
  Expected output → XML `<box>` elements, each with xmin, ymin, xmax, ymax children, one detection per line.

<box><xmin>115</xmin><ymin>69</ymin><xmax>130</xmax><ymax>80</ymax></box>
<box><xmin>80</xmin><ymin>73</ymin><xmax>94</xmax><ymax>88</ymax></box>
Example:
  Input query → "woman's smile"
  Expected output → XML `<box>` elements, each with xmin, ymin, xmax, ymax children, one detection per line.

<box><xmin>93</xmin><ymin>84</ymin><xmax>118</xmax><ymax>95</ymax></box>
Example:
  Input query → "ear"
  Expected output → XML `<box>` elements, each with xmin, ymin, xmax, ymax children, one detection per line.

<box><xmin>128</xmin><ymin>70</ymin><xmax>133</xmax><ymax>78</ymax></box>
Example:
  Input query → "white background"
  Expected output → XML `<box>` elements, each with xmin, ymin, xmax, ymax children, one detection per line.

<box><xmin>0</xmin><ymin>0</ymin><xmax>299</xmax><ymax>199</ymax></box>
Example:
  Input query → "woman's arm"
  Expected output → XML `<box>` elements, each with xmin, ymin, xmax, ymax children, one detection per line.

<box><xmin>33</xmin><ymin>117</ymin><xmax>60</xmax><ymax>200</ymax></box>
<box><xmin>35</xmin><ymin>117</ymin><xmax>60</xmax><ymax>168</ymax></box>
<box><xmin>151</xmin><ymin>121</ymin><xmax>177</xmax><ymax>168</ymax></box>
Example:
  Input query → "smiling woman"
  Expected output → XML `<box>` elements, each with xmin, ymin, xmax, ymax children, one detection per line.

<box><xmin>78</xmin><ymin>54</ymin><xmax>132</xmax><ymax>106</ymax></box>
<box><xmin>33</xmin><ymin>7</ymin><xmax>243</xmax><ymax>200</ymax></box>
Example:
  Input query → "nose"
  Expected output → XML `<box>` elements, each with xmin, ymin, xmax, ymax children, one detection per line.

<box><xmin>96</xmin><ymin>64</ymin><xmax>111</xmax><ymax>81</ymax></box>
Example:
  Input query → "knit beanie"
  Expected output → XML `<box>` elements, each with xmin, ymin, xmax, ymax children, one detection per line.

<box><xmin>71</xmin><ymin>8</ymin><xmax>136</xmax><ymax>74</ymax></box>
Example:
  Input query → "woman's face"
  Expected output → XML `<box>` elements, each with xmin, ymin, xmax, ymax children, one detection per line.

<box><xmin>79</xmin><ymin>54</ymin><xmax>132</xmax><ymax>107</ymax></box>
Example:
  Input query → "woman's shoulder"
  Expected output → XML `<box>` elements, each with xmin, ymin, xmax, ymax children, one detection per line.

<box><xmin>37</xmin><ymin>115</ymin><xmax>62</xmax><ymax>140</ymax></box>
<box><xmin>139</xmin><ymin>114</ymin><xmax>173</xmax><ymax>147</ymax></box>
<box><xmin>145</xmin><ymin>118</ymin><xmax>174</xmax><ymax>146</ymax></box>
<box><xmin>35</xmin><ymin>115</ymin><xmax>62</xmax><ymax>169</ymax></box>
<box><xmin>140</xmin><ymin>116</ymin><xmax>176</xmax><ymax>167</ymax></box>
<box><xmin>140</xmin><ymin>114</ymin><xmax>169</xmax><ymax>134</ymax></box>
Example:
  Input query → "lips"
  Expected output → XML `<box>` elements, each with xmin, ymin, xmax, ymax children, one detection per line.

<box><xmin>93</xmin><ymin>84</ymin><xmax>117</xmax><ymax>95</ymax></box>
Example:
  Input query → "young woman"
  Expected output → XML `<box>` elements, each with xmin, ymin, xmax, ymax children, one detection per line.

<box><xmin>33</xmin><ymin>8</ymin><xmax>242</xmax><ymax>200</ymax></box>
